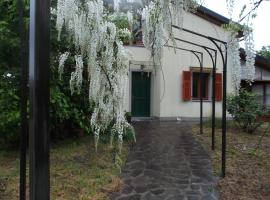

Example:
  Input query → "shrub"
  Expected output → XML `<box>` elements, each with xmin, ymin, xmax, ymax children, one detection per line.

<box><xmin>108</xmin><ymin>12</ymin><xmax>131</xmax><ymax>30</ymax></box>
<box><xmin>227</xmin><ymin>89</ymin><xmax>264</xmax><ymax>134</ymax></box>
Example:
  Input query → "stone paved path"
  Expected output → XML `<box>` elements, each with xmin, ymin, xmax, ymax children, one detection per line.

<box><xmin>110</xmin><ymin>121</ymin><xmax>219</xmax><ymax>200</ymax></box>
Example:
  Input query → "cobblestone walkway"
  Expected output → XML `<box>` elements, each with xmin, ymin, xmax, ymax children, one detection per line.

<box><xmin>110</xmin><ymin>121</ymin><xmax>219</xmax><ymax>200</ymax></box>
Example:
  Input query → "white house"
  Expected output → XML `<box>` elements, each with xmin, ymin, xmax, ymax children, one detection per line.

<box><xmin>124</xmin><ymin>6</ymin><xmax>235</xmax><ymax>120</ymax></box>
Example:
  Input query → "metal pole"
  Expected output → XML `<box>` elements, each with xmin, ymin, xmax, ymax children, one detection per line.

<box><xmin>189</xmin><ymin>52</ymin><xmax>203</xmax><ymax>134</ymax></box>
<box><xmin>221</xmin><ymin>45</ymin><xmax>228</xmax><ymax>178</ymax></box>
<box><xmin>174</xmin><ymin>37</ymin><xmax>216</xmax><ymax>52</ymax></box>
<box><xmin>212</xmin><ymin>51</ymin><xmax>217</xmax><ymax>150</ymax></box>
<box><xmin>165</xmin><ymin>45</ymin><xmax>202</xmax><ymax>55</ymax></box>
<box><xmin>200</xmin><ymin>55</ymin><xmax>203</xmax><ymax>134</ymax></box>
<box><xmin>29</xmin><ymin>0</ymin><xmax>51</xmax><ymax>199</ymax></box>
<box><xmin>18</xmin><ymin>0</ymin><xmax>27</xmax><ymax>199</ymax></box>
<box><xmin>205</xmin><ymin>38</ymin><xmax>227</xmax><ymax>177</ymax></box>
<box><xmin>203</xmin><ymin>48</ymin><xmax>217</xmax><ymax>150</ymax></box>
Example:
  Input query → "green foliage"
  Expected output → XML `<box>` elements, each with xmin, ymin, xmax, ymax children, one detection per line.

<box><xmin>0</xmin><ymin>0</ymin><xmax>28</xmax><ymax>146</ymax></box>
<box><xmin>0</xmin><ymin>0</ymin><xmax>29</xmax><ymax>71</ymax></box>
<box><xmin>117</xmin><ymin>28</ymin><xmax>132</xmax><ymax>44</ymax></box>
<box><xmin>108</xmin><ymin>12</ymin><xmax>132</xmax><ymax>44</ymax></box>
<box><xmin>108</xmin><ymin>12</ymin><xmax>131</xmax><ymax>30</ymax></box>
<box><xmin>0</xmin><ymin>0</ymin><xmax>93</xmax><ymax>145</ymax></box>
<box><xmin>0</xmin><ymin>72</ymin><xmax>21</xmax><ymax>145</ymax></box>
<box><xmin>257</xmin><ymin>45</ymin><xmax>270</xmax><ymax>59</ymax></box>
<box><xmin>125</xmin><ymin>111</ymin><xmax>131</xmax><ymax>118</ymax></box>
<box><xmin>123</xmin><ymin>125</ymin><xmax>136</xmax><ymax>143</ymax></box>
<box><xmin>227</xmin><ymin>89</ymin><xmax>264</xmax><ymax>134</ymax></box>
<box><xmin>50</xmin><ymin>83</ymin><xmax>92</xmax><ymax>138</ymax></box>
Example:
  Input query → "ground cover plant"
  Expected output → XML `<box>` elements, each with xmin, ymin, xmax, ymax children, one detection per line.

<box><xmin>192</xmin><ymin>120</ymin><xmax>270</xmax><ymax>200</ymax></box>
<box><xmin>0</xmin><ymin>135</ymin><xmax>130</xmax><ymax>200</ymax></box>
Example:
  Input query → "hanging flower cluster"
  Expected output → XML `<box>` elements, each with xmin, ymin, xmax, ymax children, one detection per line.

<box><xmin>226</xmin><ymin>0</ymin><xmax>235</xmax><ymax>18</ymax></box>
<box><xmin>228</xmin><ymin>33</ymin><xmax>242</xmax><ymax>92</ymax></box>
<box><xmin>226</xmin><ymin>25</ymin><xmax>256</xmax><ymax>92</ymax></box>
<box><xmin>142</xmin><ymin>1</ymin><xmax>165</xmax><ymax>67</ymax></box>
<box><xmin>243</xmin><ymin>28</ymin><xmax>255</xmax><ymax>83</ymax></box>
<box><xmin>56</xmin><ymin>0</ymin><xmax>134</xmax><ymax>151</ymax></box>
<box><xmin>141</xmin><ymin>0</ymin><xmax>201</xmax><ymax>67</ymax></box>
<box><xmin>225</xmin><ymin>1</ymin><xmax>257</xmax><ymax>92</ymax></box>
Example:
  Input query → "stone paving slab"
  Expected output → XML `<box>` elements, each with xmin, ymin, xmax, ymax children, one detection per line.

<box><xmin>110</xmin><ymin>121</ymin><xmax>219</xmax><ymax>200</ymax></box>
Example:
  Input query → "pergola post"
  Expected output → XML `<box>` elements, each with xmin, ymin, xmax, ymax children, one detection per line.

<box><xmin>203</xmin><ymin>48</ymin><xmax>217</xmax><ymax>150</ymax></box>
<box><xmin>29</xmin><ymin>0</ymin><xmax>51</xmax><ymax>199</ymax></box>
<box><xmin>200</xmin><ymin>54</ymin><xmax>203</xmax><ymax>135</ymax></box>
<box><xmin>212</xmin><ymin>51</ymin><xmax>217</xmax><ymax>150</ymax></box>
<box><xmin>221</xmin><ymin>46</ymin><xmax>228</xmax><ymax>178</ymax></box>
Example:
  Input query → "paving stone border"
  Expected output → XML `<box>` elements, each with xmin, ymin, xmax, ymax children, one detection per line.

<box><xmin>110</xmin><ymin>121</ymin><xmax>219</xmax><ymax>200</ymax></box>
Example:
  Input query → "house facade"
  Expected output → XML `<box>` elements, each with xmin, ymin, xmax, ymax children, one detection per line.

<box><xmin>241</xmin><ymin>50</ymin><xmax>270</xmax><ymax>110</ymax></box>
<box><xmin>123</xmin><ymin>7</ymin><xmax>235</xmax><ymax>119</ymax></box>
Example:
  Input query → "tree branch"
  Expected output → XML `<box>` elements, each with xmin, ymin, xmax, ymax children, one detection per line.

<box><xmin>238</xmin><ymin>0</ymin><xmax>265</xmax><ymax>22</ymax></box>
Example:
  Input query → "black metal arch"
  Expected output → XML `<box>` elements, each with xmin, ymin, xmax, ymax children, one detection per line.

<box><xmin>172</xmin><ymin>37</ymin><xmax>218</xmax><ymax>148</ymax></box>
<box><xmin>172</xmin><ymin>25</ymin><xmax>228</xmax><ymax>178</ymax></box>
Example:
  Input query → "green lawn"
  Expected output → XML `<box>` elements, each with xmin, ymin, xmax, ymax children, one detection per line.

<box><xmin>192</xmin><ymin>120</ymin><xmax>270</xmax><ymax>200</ymax></box>
<box><xmin>0</xmin><ymin>135</ymin><xmax>130</xmax><ymax>200</ymax></box>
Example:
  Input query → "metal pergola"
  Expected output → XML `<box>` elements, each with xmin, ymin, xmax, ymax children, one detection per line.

<box><xmin>173</xmin><ymin>25</ymin><xmax>228</xmax><ymax>179</ymax></box>
<box><xmin>172</xmin><ymin>37</ymin><xmax>218</xmax><ymax>150</ymax></box>
<box><xmin>17</xmin><ymin>1</ymin><xmax>228</xmax><ymax>199</ymax></box>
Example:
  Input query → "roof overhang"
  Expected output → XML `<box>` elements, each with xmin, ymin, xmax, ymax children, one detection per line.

<box><xmin>240</xmin><ymin>48</ymin><xmax>270</xmax><ymax>70</ymax></box>
<box><xmin>195</xmin><ymin>6</ymin><xmax>230</xmax><ymax>26</ymax></box>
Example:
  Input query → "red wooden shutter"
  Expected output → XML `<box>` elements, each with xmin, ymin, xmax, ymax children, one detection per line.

<box><xmin>215</xmin><ymin>73</ymin><xmax>222</xmax><ymax>101</ymax></box>
<box><xmin>182</xmin><ymin>71</ymin><xmax>191</xmax><ymax>101</ymax></box>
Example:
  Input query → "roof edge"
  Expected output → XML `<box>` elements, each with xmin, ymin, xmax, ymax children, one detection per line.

<box><xmin>195</xmin><ymin>6</ymin><xmax>230</xmax><ymax>26</ymax></box>
<box><xmin>240</xmin><ymin>48</ymin><xmax>270</xmax><ymax>70</ymax></box>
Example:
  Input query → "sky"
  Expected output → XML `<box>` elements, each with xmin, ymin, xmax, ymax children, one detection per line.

<box><xmin>203</xmin><ymin>0</ymin><xmax>270</xmax><ymax>50</ymax></box>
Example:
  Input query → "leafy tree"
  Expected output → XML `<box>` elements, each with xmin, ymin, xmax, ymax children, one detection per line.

<box><xmin>0</xmin><ymin>0</ymin><xmax>93</xmax><ymax>146</ymax></box>
<box><xmin>0</xmin><ymin>72</ymin><xmax>21</xmax><ymax>145</ymax></box>
<box><xmin>257</xmin><ymin>46</ymin><xmax>270</xmax><ymax>59</ymax></box>
<box><xmin>0</xmin><ymin>0</ymin><xmax>28</xmax><ymax>146</ymax></box>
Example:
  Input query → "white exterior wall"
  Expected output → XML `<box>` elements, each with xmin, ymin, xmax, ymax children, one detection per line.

<box><xmin>124</xmin><ymin>11</ymin><xmax>234</xmax><ymax>119</ymax></box>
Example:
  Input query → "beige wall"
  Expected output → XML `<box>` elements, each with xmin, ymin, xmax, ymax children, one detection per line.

<box><xmin>125</xmin><ymin>11</ymin><xmax>234</xmax><ymax>119</ymax></box>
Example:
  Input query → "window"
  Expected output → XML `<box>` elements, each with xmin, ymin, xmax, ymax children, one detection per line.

<box><xmin>252</xmin><ymin>83</ymin><xmax>270</xmax><ymax>109</ymax></box>
<box><xmin>182</xmin><ymin>70</ymin><xmax>222</xmax><ymax>102</ymax></box>
<box><xmin>192</xmin><ymin>72</ymin><xmax>210</xmax><ymax>100</ymax></box>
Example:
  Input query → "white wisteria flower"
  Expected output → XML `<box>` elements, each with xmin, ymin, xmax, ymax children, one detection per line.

<box><xmin>56</xmin><ymin>0</ymin><xmax>134</xmax><ymax>151</ymax></box>
<box><xmin>141</xmin><ymin>0</ymin><xmax>201</xmax><ymax>67</ymax></box>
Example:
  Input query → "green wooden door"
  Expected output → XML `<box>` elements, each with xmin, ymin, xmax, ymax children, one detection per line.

<box><xmin>132</xmin><ymin>72</ymin><xmax>151</xmax><ymax>117</ymax></box>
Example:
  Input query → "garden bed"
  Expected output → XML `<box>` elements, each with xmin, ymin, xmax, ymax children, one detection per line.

<box><xmin>0</xmin><ymin>135</ymin><xmax>129</xmax><ymax>200</ymax></box>
<box><xmin>192</xmin><ymin>121</ymin><xmax>270</xmax><ymax>200</ymax></box>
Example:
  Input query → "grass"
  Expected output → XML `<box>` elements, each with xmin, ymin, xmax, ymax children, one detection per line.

<box><xmin>0</xmin><ymin>135</ymin><xmax>130</xmax><ymax>200</ymax></box>
<box><xmin>192</xmin><ymin>119</ymin><xmax>270</xmax><ymax>200</ymax></box>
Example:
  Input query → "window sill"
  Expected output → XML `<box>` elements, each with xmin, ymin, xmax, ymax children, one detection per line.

<box><xmin>192</xmin><ymin>99</ymin><xmax>212</xmax><ymax>102</ymax></box>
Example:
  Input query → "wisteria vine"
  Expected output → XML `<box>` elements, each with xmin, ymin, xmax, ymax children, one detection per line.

<box><xmin>141</xmin><ymin>0</ymin><xmax>201</xmax><ymax>67</ymax></box>
<box><xmin>226</xmin><ymin>0</ymin><xmax>258</xmax><ymax>91</ymax></box>
<box><xmin>56</xmin><ymin>0</ymin><xmax>133</xmax><ymax>151</ymax></box>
